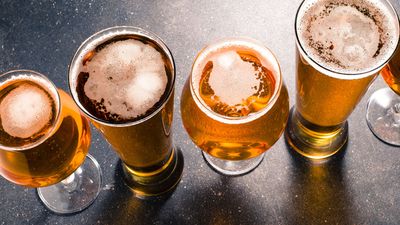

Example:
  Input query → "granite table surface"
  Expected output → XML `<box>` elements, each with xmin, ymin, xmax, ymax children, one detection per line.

<box><xmin>1</xmin><ymin>0</ymin><xmax>400</xmax><ymax>224</ymax></box>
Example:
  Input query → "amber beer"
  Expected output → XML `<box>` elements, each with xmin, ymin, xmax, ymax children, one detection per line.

<box><xmin>181</xmin><ymin>38</ymin><xmax>289</xmax><ymax>175</ymax></box>
<box><xmin>382</xmin><ymin>47</ymin><xmax>400</xmax><ymax>95</ymax></box>
<box><xmin>286</xmin><ymin>0</ymin><xmax>399</xmax><ymax>159</ymax></box>
<box><xmin>69</xmin><ymin>26</ymin><xmax>182</xmax><ymax>197</ymax></box>
<box><xmin>0</xmin><ymin>71</ymin><xmax>90</xmax><ymax>187</ymax></box>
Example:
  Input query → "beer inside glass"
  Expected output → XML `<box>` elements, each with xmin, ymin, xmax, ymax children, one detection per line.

<box><xmin>286</xmin><ymin>0</ymin><xmax>400</xmax><ymax>159</ymax></box>
<box><xmin>367</xmin><ymin>43</ymin><xmax>400</xmax><ymax>145</ymax></box>
<box><xmin>69</xmin><ymin>26</ymin><xmax>183</xmax><ymax>197</ymax></box>
<box><xmin>181</xmin><ymin>37</ymin><xmax>289</xmax><ymax>176</ymax></box>
<box><xmin>0</xmin><ymin>70</ymin><xmax>101</xmax><ymax>214</ymax></box>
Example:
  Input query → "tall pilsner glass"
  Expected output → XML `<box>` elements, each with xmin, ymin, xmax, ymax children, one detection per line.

<box><xmin>285</xmin><ymin>0</ymin><xmax>400</xmax><ymax>159</ymax></box>
<box><xmin>69</xmin><ymin>26</ymin><xmax>183</xmax><ymax>198</ymax></box>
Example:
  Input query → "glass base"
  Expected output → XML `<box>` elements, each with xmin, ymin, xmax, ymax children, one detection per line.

<box><xmin>202</xmin><ymin>151</ymin><xmax>265</xmax><ymax>176</ymax></box>
<box><xmin>37</xmin><ymin>154</ymin><xmax>102</xmax><ymax>214</ymax></box>
<box><xmin>366</xmin><ymin>88</ymin><xmax>400</xmax><ymax>146</ymax></box>
<box><xmin>285</xmin><ymin>107</ymin><xmax>348</xmax><ymax>160</ymax></box>
<box><xmin>122</xmin><ymin>148</ymin><xmax>184</xmax><ymax>199</ymax></box>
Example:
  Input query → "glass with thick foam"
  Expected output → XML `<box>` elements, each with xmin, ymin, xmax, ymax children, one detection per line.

<box><xmin>69</xmin><ymin>26</ymin><xmax>183</xmax><ymax>197</ymax></box>
<box><xmin>181</xmin><ymin>37</ymin><xmax>289</xmax><ymax>176</ymax></box>
<box><xmin>0</xmin><ymin>70</ymin><xmax>101</xmax><ymax>214</ymax></box>
<box><xmin>286</xmin><ymin>0</ymin><xmax>400</xmax><ymax>159</ymax></box>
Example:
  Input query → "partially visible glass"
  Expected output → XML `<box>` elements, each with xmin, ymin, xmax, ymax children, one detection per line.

<box><xmin>0</xmin><ymin>70</ymin><xmax>101</xmax><ymax>214</ymax></box>
<box><xmin>69</xmin><ymin>26</ymin><xmax>183</xmax><ymax>198</ymax></box>
<box><xmin>181</xmin><ymin>37</ymin><xmax>289</xmax><ymax>176</ymax></box>
<box><xmin>367</xmin><ymin>44</ymin><xmax>400</xmax><ymax>145</ymax></box>
<box><xmin>286</xmin><ymin>0</ymin><xmax>400</xmax><ymax>159</ymax></box>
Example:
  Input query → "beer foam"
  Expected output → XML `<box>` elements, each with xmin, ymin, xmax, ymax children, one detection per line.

<box><xmin>0</xmin><ymin>83</ymin><xmax>52</xmax><ymax>139</ymax></box>
<box><xmin>298</xmin><ymin>0</ymin><xmax>399</xmax><ymax>73</ymax></box>
<box><xmin>192</xmin><ymin>38</ymin><xmax>281</xmax><ymax>119</ymax></box>
<box><xmin>82</xmin><ymin>39</ymin><xmax>167</xmax><ymax>119</ymax></box>
<box><xmin>208</xmin><ymin>50</ymin><xmax>260</xmax><ymax>105</ymax></box>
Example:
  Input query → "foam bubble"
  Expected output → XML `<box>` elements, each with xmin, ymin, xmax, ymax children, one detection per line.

<box><xmin>82</xmin><ymin>39</ymin><xmax>167</xmax><ymax>119</ymax></box>
<box><xmin>209</xmin><ymin>50</ymin><xmax>260</xmax><ymax>106</ymax></box>
<box><xmin>0</xmin><ymin>83</ymin><xmax>52</xmax><ymax>138</ymax></box>
<box><xmin>299</xmin><ymin>0</ymin><xmax>399</xmax><ymax>73</ymax></box>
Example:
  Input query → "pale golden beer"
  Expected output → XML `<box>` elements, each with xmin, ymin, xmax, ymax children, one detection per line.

<box><xmin>382</xmin><ymin>47</ymin><xmax>400</xmax><ymax>95</ymax></box>
<box><xmin>69</xmin><ymin>26</ymin><xmax>183</xmax><ymax>197</ymax></box>
<box><xmin>0</xmin><ymin>71</ymin><xmax>90</xmax><ymax>187</ymax></box>
<box><xmin>286</xmin><ymin>0</ymin><xmax>400</xmax><ymax>159</ymax></box>
<box><xmin>296</xmin><ymin>54</ymin><xmax>377</xmax><ymax>128</ymax></box>
<box><xmin>181</xmin><ymin>38</ymin><xmax>289</xmax><ymax>175</ymax></box>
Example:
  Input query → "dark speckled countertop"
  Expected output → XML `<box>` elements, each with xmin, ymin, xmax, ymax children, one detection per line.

<box><xmin>1</xmin><ymin>0</ymin><xmax>400</xmax><ymax>224</ymax></box>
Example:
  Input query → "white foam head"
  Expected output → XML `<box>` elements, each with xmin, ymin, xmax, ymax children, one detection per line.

<box><xmin>0</xmin><ymin>83</ymin><xmax>53</xmax><ymax>139</ymax></box>
<box><xmin>192</xmin><ymin>38</ymin><xmax>281</xmax><ymax>105</ymax></box>
<box><xmin>208</xmin><ymin>50</ymin><xmax>262</xmax><ymax>106</ymax></box>
<box><xmin>297</xmin><ymin>0</ymin><xmax>399</xmax><ymax>74</ymax></box>
<box><xmin>190</xmin><ymin>38</ymin><xmax>282</xmax><ymax>123</ymax></box>
<box><xmin>82</xmin><ymin>39</ymin><xmax>167</xmax><ymax>119</ymax></box>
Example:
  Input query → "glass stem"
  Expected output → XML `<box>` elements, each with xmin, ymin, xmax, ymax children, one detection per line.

<box><xmin>391</xmin><ymin>103</ymin><xmax>400</xmax><ymax>125</ymax></box>
<box><xmin>60</xmin><ymin>167</ymin><xmax>81</xmax><ymax>193</ymax></box>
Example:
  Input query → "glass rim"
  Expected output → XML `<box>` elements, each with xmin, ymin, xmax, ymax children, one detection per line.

<box><xmin>294</xmin><ymin>0</ymin><xmax>400</xmax><ymax>80</ymax></box>
<box><xmin>0</xmin><ymin>70</ymin><xmax>61</xmax><ymax>151</ymax></box>
<box><xmin>189</xmin><ymin>37</ymin><xmax>283</xmax><ymax>125</ymax></box>
<box><xmin>68</xmin><ymin>26</ymin><xmax>176</xmax><ymax>128</ymax></box>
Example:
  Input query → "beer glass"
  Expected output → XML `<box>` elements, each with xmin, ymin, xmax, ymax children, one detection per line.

<box><xmin>69</xmin><ymin>26</ymin><xmax>183</xmax><ymax>197</ymax></box>
<box><xmin>181</xmin><ymin>37</ymin><xmax>289</xmax><ymax>176</ymax></box>
<box><xmin>0</xmin><ymin>70</ymin><xmax>101</xmax><ymax>214</ymax></box>
<box><xmin>367</xmin><ymin>44</ymin><xmax>400</xmax><ymax>145</ymax></box>
<box><xmin>286</xmin><ymin>0</ymin><xmax>400</xmax><ymax>159</ymax></box>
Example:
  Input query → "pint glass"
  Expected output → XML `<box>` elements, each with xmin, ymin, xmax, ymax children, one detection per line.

<box><xmin>286</xmin><ymin>0</ymin><xmax>400</xmax><ymax>159</ymax></box>
<box><xmin>69</xmin><ymin>26</ymin><xmax>183</xmax><ymax>197</ymax></box>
